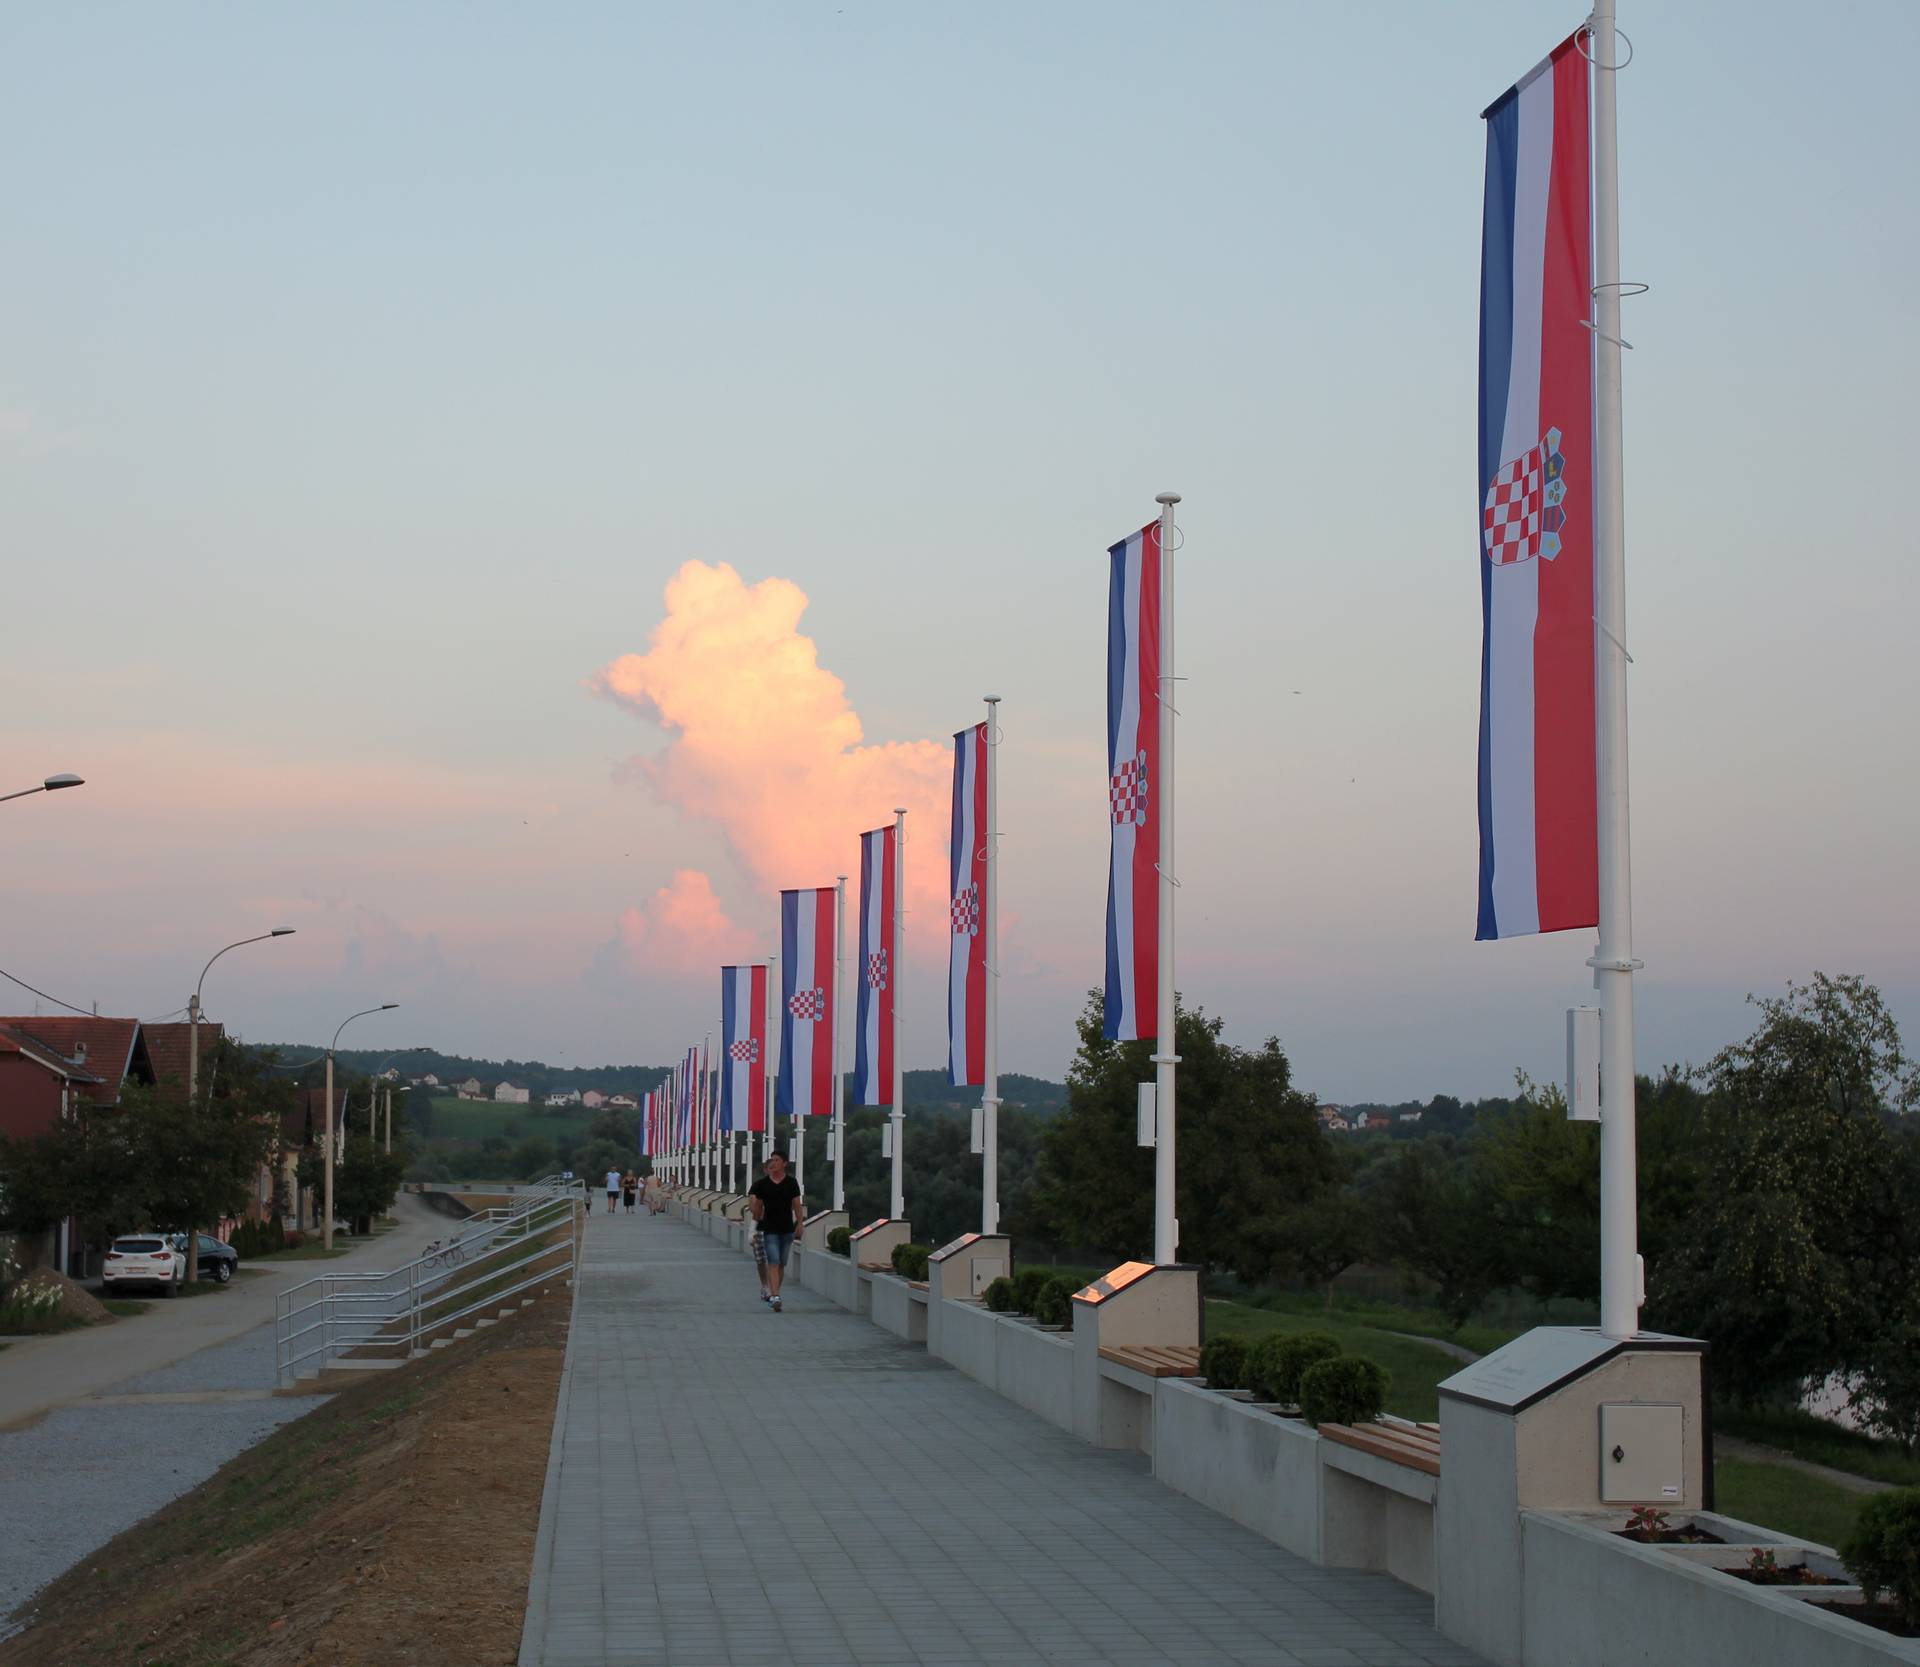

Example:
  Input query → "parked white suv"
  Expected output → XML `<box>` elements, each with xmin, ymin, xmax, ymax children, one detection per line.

<box><xmin>103</xmin><ymin>1235</ymin><xmax>186</xmax><ymax>1296</ymax></box>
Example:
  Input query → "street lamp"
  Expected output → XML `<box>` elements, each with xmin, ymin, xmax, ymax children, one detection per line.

<box><xmin>188</xmin><ymin>930</ymin><xmax>296</xmax><ymax>1097</ymax></box>
<box><xmin>0</xmin><ymin>773</ymin><xmax>85</xmax><ymax>805</ymax></box>
<box><xmin>368</xmin><ymin>1047</ymin><xmax>431</xmax><ymax>1152</ymax></box>
<box><xmin>324</xmin><ymin>1004</ymin><xmax>398</xmax><ymax>1249</ymax></box>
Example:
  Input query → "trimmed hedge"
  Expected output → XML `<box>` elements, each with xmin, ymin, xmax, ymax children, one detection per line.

<box><xmin>1010</xmin><ymin>1266</ymin><xmax>1051</xmax><ymax>1315</ymax></box>
<box><xmin>891</xmin><ymin>1242</ymin><xmax>932</xmax><ymax>1281</ymax></box>
<box><xmin>825</xmin><ymin>1226</ymin><xmax>851</xmax><ymax>1256</ymax></box>
<box><xmin>983</xmin><ymin>1275</ymin><xmax>1016</xmax><ymax>1313</ymax></box>
<box><xmin>1033</xmin><ymin>1275</ymin><xmax>1076</xmax><ymax>1329</ymax></box>
<box><xmin>1198</xmin><ymin>1335</ymin><xmax>1250</xmax><ymax>1391</ymax></box>
<box><xmin>1299</xmin><ymin>1355</ymin><xmax>1390</xmax><ymax>1428</ymax></box>
<box><xmin>228</xmin><ymin>1218</ymin><xmax>285</xmax><ymax>1259</ymax></box>
<box><xmin>1841</xmin><ymin>1487</ymin><xmax>1920</xmax><ymax>1624</ymax></box>
<box><xmin>1248</xmin><ymin>1331</ymin><xmax>1344</xmax><ymax>1405</ymax></box>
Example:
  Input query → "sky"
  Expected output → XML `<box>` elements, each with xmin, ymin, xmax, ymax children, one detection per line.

<box><xmin>2</xmin><ymin>2</ymin><xmax>1914</xmax><ymax>1104</ymax></box>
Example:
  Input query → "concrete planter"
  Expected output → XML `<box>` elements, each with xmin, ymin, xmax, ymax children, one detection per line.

<box><xmin>993</xmin><ymin>1316</ymin><xmax>1074</xmax><ymax>1432</ymax></box>
<box><xmin>1518</xmin><ymin>1512</ymin><xmax>1920</xmax><ymax>1667</ymax></box>
<box><xmin>934</xmin><ymin>1297</ymin><xmax>999</xmax><ymax>1386</ymax></box>
<box><xmin>1153</xmin><ymin>1380</ymin><xmax>1323</xmax><ymax>1563</ymax></box>
<box><xmin>869</xmin><ymin>1273</ymin><xmax>927</xmax><ymax>1344</ymax></box>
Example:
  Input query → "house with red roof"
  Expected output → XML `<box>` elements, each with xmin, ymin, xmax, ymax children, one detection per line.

<box><xmin>0</xmin><ymin>1015</ymin><xmax>157</xmax><ymax>1275</ymax></box>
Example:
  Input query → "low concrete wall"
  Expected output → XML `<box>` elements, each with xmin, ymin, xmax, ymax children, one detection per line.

<box><xmin>869</xmin><ymin>1273</ymin><xmax>927</xmax><ymax>1344</ymax></box>
<box><xmin>1518</xmin><ymin>1512</ymin><xmax>1917</xmax><ymax>1667</ymax></box>
<box><xmin>1153</xmin><ymin>1381</ymin><xmax>1323</xmax><ymax>1564</ymax></box>
<box><xmin>935</xmin><ymin>1298</ymin><xmax>1000</xmax><ymax>1387</ymax></box>
<box><xmin>1321</xmin><ymin>1442</ymin><xmax>1435</xmax><ymax>1595</ymax></box>
<box><xmin>995</xmin><ymin>1319</ymin><xmax>1074</xmax><ymax>1432</ymax></box>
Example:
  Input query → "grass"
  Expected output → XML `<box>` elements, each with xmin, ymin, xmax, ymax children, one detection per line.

<box><xmin>1717</xmin><ymin>1404</ymin><xmax>1920</xmax><ymax>1490</ymax></box>
<box><xmin>1713</xmin><ymin>1456</ymin><xmax>1866</xmax><ymax>1551</ymax></box>
<box><xmin>252</xmin><ymin>1239</ymin><xmax>360</xmax><ymax>1262</ymax></box>
<box><xmin>1202</xmin><ymin>1299</ymin><xmax>1467</xmax><ymax>1422</ymax></box>
<box><xmin>1221</xmin><ymin>1286</ymin><xmax>1520</xmax><ymax>1360</ymax></box>
<box><xmin>101</xmin><ymin>1298</ymin><xmax>151</xmax><ymax>1317</ymax></box>
<box><xmin>422</xmin><ymin>1097</ymin><xmax>594</xmax><ymax>1144</ymax></box>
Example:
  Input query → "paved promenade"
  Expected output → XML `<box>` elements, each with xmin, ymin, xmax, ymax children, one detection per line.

<box><xmin>519</xmin><ymin>1212</ymin><xmax>1485</xmax><ymax>1667</ymax></box>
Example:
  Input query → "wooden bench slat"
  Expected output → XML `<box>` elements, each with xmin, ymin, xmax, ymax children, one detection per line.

<box><xmin>1319</xmin><ymin>1421</ymin><xmax>1442</xmax><ymax>1476</ymax></box>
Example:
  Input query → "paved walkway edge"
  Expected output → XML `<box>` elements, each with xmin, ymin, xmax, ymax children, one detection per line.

<box><xmin>516</xmin><ymin>1273</ymin><xmax>582</xmax><ymax>1667</ymax></box>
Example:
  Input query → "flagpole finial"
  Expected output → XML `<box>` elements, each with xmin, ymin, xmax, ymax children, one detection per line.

<box><xmin>984</xmin><ymin>694</ymin><xmax>1001</xmax><ymax>704</ymax></box>
<box><xmin>1156</xmin><ymin>492</ymin><xmax>1181</xmax><ymax>505</ymax></box>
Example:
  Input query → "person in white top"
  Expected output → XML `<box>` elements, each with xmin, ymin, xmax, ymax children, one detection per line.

<box><xmin>604</xmin><ymin>1169</ymin><xmax>622</xmax><ymax>1215</ymax></box>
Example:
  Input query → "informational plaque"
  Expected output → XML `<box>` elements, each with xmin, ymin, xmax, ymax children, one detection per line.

<box><xmin>1073</xmin><ymin>1260</ymin><xmax>1156</xmax><ymax>1305</ymax></box>
<box><xmin>1439</xmin><ymin>1328</ymin><xmax>1625</xmax><ymax>1412</ymax></box>
<box><xmin>929</xmin><ymin>1232</ymin><xmax>982</xmax><ymax>1263</ymax></box>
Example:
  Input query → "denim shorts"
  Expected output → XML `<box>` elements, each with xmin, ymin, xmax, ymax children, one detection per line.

<box><xmin>761</xmin><ymin>1231</ymin><xmax>794</xmax><ymax>1268</ymax></box>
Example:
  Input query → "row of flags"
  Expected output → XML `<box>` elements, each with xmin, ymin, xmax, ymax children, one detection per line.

<box><xmin>645</xmin><ymin>18</ymin><xmax>1624</xmax><ymax>1272</ymax></box>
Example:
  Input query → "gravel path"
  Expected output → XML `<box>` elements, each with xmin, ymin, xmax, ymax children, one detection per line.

<box><xmin>0</xmin><ymin>1319</ymin><xmax>325</xmax><ymax>1637</ymax></box>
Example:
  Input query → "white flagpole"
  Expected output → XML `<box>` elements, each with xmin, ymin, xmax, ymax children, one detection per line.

<box><xmin>981</xmin><ymin>696</ymin><xmax>1001</xmax><ymax>1235</ymax></box>
<box><xmin>832</xmin><ymin>876</ymin><xmax>847</xmax><ymax>1212</ymax></box>
<box><xmin>890</xmin><ymin>808</ymin><xmax>907</xmax><ymax>1220</ymax></box>
<box><xmin>722</xmin><ymin>1009</ymin><xmax>734</xmax><ymax>1195</ymax></box>
<box><xmin>703</xmin><ymin>1034</ymin><xmax>714</xmax><ymax>1190</ymax></box>
<box><xmin>1590</xmin><ymin>0</ymin><xmax>1640</xmax><ymax>1340</ymax></box>
<box><xmin>1152</xmin><ymin>493</ymin><xmax>1181</xmax><ymax>1266</ymax></box>
<box><xmin>765</xmin><ymin>952</ymin><xmax>777</xmax><ymax>1174</ymax></box>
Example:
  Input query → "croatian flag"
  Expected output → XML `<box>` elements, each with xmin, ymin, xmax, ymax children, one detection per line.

<box><xmin>682</xmin><ymin>1048</ymin><xmax>698</xmax><ymax>1144</ymax></box>
<box><xmin>721</xmin><ymin>964</ymin><xmax>768</xmax><ymax>1133</ymax></box>
<box><xmin>778</xmin><ymin>888</ymin><xmax>836</xmax><ymax>1119</ymax></box>
<box><xmin>948</xmin><ymin>723</ymin><xmax>987</xmax><ymax>1085</ymax></box>
<box><xmin>1477</xmin><ymin>33</ymin><xmax>1598</xmax><ymax>940</ymax></box>
<box><xmin>1105</xmin><ymin>521</ymin><xmax>1161</xmax><ymax>1041</ymax></box>
<box><xmin>638</xmin><ymin>1090</ymin><xmax>650</xmax><ymax>1156</ymax></box>
<box><xmin>852</xmin><ymin>826</ymin><xmax>896</xmax><ymax>1106</ymax></box>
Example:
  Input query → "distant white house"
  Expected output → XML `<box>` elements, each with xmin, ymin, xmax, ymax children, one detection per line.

<box><xmin>455</xmin><ymin>1077</ymin><xmax>485</xmax><ymax>1100</ymax></box>
<box><xmin>1322</xmin><ymin>1112</ymin><xmax>1352</xmax><ymax>1132</ymax></box>
<box><xmin>419</xmin><ymin>1073</ymin><xmax>442</xmax><ymax>1089</ymax></box>
<box><xmin>545</xmin><ymin>1089</ymin><xmax>581</xmax><ymax>1108</ymax></box>
<box><xmin>495</xmin><ymin>1081</ymin><xmax>531</xmax><ymax>1105</ymax></box>
<box><xmin>378</xmin><ymin>1066</ymin><xmax>402</xmax><ymax>1082</ymax></box>
<box><xmin>1399</xmin><ymin>1110</ymin><xmax>1424</xmax><ymax>1124</ymax></box>
<box><xmin>581</xmin><ymin>1090</ymin><xmax>608</xmax><ymax>1110</ymax></box>
<box><xmin>606</xmin><ymin>1093</ymin><xmax>638</xmax><ymax>1111</ymax></box>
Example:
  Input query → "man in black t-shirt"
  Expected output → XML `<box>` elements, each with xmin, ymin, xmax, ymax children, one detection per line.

<box><xmin>747</xmin><ymin>1149</ymin><xmax>803</xmax><ymax>1312</ymax></box>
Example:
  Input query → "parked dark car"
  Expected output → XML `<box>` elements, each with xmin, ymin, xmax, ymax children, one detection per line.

<box><xmin>167</xmin><ymin>1232</ymin><xmax>240</xmax><ymax>1284</ymax></box>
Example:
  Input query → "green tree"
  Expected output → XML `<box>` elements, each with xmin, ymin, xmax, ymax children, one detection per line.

<box><xmin>1362</xmin><ymin>1135</ymin><xmax>1509</xmax><ymax>1329</ymax></box>
<box><xmin>1653</xmin><ymin>974</ymin><xmax>1917</xmax><ymax>1402</ymax></box>
<box><xmin>1028</xmin><ymin>993</ymin><xmax>1337</xmax><ymax>1276</ymax></box>
<box><xmin>334</xmin><ymin>1134</ymin><xmax>408</xmax><ymax>1234</ymax></box>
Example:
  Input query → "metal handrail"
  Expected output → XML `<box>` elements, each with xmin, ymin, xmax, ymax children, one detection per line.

<box><xmin>274</xmin><ymin>1181</ymin><xmax>581</xmax><ymax>1385</ymax></box>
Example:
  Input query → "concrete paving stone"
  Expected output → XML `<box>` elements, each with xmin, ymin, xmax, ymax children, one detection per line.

<box><xmin>516</xmin><ymin>1212</ymin><xmax>1488</xmax><ymax>1667</ymax></box>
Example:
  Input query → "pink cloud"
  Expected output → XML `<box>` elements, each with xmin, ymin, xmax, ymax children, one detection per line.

<box><xmin>592</xmin><ymin>561</ymin><xmax>953</xmax><ymax>921</ymax></box>
<box><xmin>614</xmin><ymin>869</ymin><xmax>758</xmax><ymax>973</ymax></box>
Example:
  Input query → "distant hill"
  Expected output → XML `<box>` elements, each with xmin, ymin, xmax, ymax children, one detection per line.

<box><xmin>244</xmin><ymin>1044</ymin><xmax>1064</xmax><ymax>1113</ymax></box>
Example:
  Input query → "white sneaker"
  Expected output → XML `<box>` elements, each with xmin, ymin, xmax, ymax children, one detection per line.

<box><xmin>771</xmin><ymin>1296</ymin><xmax>782</xmax><ymax>1312</ymax></box>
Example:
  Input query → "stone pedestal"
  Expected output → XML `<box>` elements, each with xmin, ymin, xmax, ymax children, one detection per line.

<box><xmin>1069</xmin><ymin>1262</ymin><xmax>1201</xmax><ymax>1449</ymax></box>
<box><xmin>1435</xmin><ymin>1327</ymin><xmax>1708</xmax><ymax>1667</ymax></box>
<box><xmin>926</xmin><ymin>1233</ymin><xmax>1010</xmax><ymax>1361</ymax></box>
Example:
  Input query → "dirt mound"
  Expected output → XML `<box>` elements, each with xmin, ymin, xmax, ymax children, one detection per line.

<box><xmin>0</xmin><ymin>1282</ymin><xmax>571</xmax><ymax>1667</ymax></box>
<box><xmin>5</xmin><ymin>1267</ymin><xmax>110</xmax><ymax>1327</ymax></box>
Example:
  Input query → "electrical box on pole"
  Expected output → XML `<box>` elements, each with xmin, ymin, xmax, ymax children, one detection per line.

<box><xmin>1567</xmin><ymin>1006</ymin><xmax>1601</xmax><ymax>1122</ymax></box>
<box><xmin>1136</xmin><ymin>1083</ymin><xmax>1157</xmax><ymax>1148</ymax></box>
<box><xmin>969</xmin><ymin>1106</ymin><xmax>984</xmax><ymax>1155</ymax></box>
<box><xmin>881</xmin><ymin>1121</ymin><xmax>894</xmax><ymax>1159</ymax></box>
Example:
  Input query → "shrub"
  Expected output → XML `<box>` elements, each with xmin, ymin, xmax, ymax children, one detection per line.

<box><xmin>825</xmin><ymin>1226</ymin><xmax>851</xmax><ymax>1256</ymax></box>
<box><xmin>1011</xmin><ymin>1267</ymin><xmax>1051</xmax><ymax>1314</ymax></box>
<box><xmin>983</xmin><ymin>1276</ymin><xmax>1015</xmax><ymax>1313</ymax></box>
<box><xmin>1841</xmin><ymin>1487</ymin><xmax>1920</xmax><ymax>1624</ymax></box>
<box><xmin>1033</xmin><ymin>1275</ymin><xmax>1076</xmax><ymax>1328</ymax></box>
<box><xmin>1246</xmin><ymin>1331</ymin><xmax>1343</xmax><ymax>1404</ymax></box>
<box><xmin>0</xmin><ymin>1283</ymin><xmax>74</xmax><ymax>1334</ymax></box>
<box><xmin>282</xmin><ymin>1230</ymin><xmax>306</xmax><ymax>1250</ymax></box>
<box><xmin>891</xmin><ymin>1243</ymin><xmax>931</xmax><ymax>1281</ymax></box>
<box><xmin>1299</xmin><ymin>1355</ymin><xmax>1390</xmax><ymax>1428</ymax></box>
<box><xmin>1199</xmin><ymin>1335</ymin><xmax>1249</xmax><ymax>1391</ymax></box>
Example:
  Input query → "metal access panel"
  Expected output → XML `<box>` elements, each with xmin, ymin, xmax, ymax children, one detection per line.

<box><xmin>970</xmin><ymin>1258</ymin><xmax>1008</xmax><ymax>1297</ymax></box>
<box><xmin>1599</xmin><ymin>1403</ymin><xmax>1684</xmax><ymax>1503</ymax></box>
